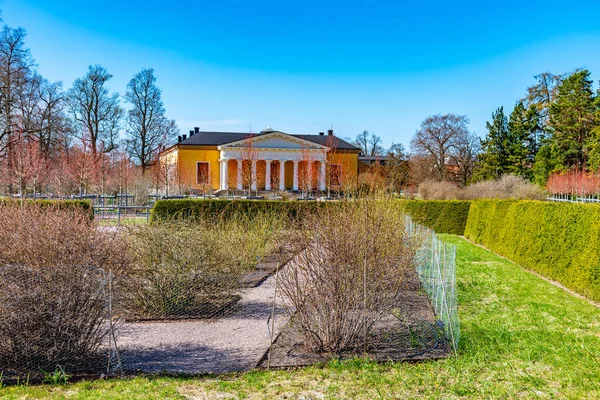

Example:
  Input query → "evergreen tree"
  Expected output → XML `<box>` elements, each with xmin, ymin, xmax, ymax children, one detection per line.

<box><xmin>587</xmin><ymin>94</ymin><xmax>600</xmax><ymax>171</ymax></box>
<box><xmin>506</xmin><ymin>101</ymin><xmax>533</xmax><ymax>178</ymax></box>
<box><xmin>532</xmin><ymin>144</ymin><xmax>563</xmax><ymax>185</ymax></box>
<box><xmin>548</xmin><ymin>69</ymin><xmax>597</xmax><ymax>169</ymax></box>
<box><xmin>477</xmin><ymin>107</ymin><xmax>509</xmax><ymax>179</ymax></box>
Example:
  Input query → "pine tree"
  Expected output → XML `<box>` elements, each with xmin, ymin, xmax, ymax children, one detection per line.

<box><xmin>549</xmin><ymin>69</ymin><xmax>597</xmax><ymax>169</ymax></box>
<box><xmin>477</xmin><ymin>107</ymin><xmax>509</xmax><ymax>179</ymax></box>
<box><xmin>506</xmin><ymin>101</ymin><xmax>533</xmax><ymax>178</ymax></box>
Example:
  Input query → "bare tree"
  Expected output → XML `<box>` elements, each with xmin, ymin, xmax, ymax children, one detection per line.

<box><xmin>7</xmin><ymin>131</ymin><xmax>47</xmax><ymax>198</ymax></box>
<box><xmin>37</xmin><ymin>79</ymin><xmax>68</xmax><ymax>158</ymax></box>
<box><xmin>449</xmin><ymin>130</ymin><xmax>480</xmax><ymax>186</ymax></box>
<box><xmin>0</xmin><ymin>25</ymin><xmax>34</xmax><ymax>156</ymax></box>
<box><xmin>67</xmin><ymin>65</ymin><xmax>123</xmax><ymax>156</ymax></box>
<box><xmin>410</xmin><ymin>114</ymin><xmax>471</xmax><ymax>181</ymax></box>
<box><xmin>353</xmin><ymin>130</ymin><xmax>385</xmax><ymax>156</ymax></box>
<box><xmin>125</xmin><ymin>68</ymin><xmax>177</xmax><ymax>174</ymax></box>
<box><xmin>239</xmin><ymin>136</ymin><xmax>259</xmax><ymax>196</ymax></box>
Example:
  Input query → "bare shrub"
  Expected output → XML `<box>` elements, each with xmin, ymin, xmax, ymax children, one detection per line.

<box><xmin>464</xmin><ymin>175</ymin><xmax>546</xmax><ymax>200</ymax></box>
<box><xmin>417</xmin><ymin>175</ymin><xmax>546</xmax><ymax>200</ymax></box>
<box><xmin>0</xmin><ymin>265</ymin><xmax>108</xmax><ymax>372</ymax></box>
<box><xmin>123</xmin><ymin>214</ymin><xmax>283</xmax><ymax>318</ymax></box>
<box><xmin>278</xmin><ymin>199</ymin><xmax>419</xmax><ymax>354</ymax></box>
<box><xmin>0</xmin><ymin>204</ymin><xmax>128</xmax><ymax>373</ymax></box>
<box><xmin>0</xmin><ymin>204</ymin><xmax>127</xmax><ymax>271</ymax></box>
<box><xmin>418</xmin><ymin>180</ymin><xmax>463</xmax><ymax>200</ymax></box>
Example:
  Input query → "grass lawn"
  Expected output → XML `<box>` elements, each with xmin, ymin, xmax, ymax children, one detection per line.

<box><xmin>95</xmin><ymin>216</ymin><xmax>149</xmax><ymax>227</ymax></box>
<box><xmin>2</xmin><ymin>235</ymin><xmax>599</xmax><ymax>399</ymax></box>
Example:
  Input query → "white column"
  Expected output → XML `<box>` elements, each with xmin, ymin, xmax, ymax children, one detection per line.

<box><xmin>279</xmin><ymin>160</ymin><xmax>286</xmax><ymax>191</ymax></box>
<box><xmin>307</xmin><ymin>161</ymin><xmax>313</xmax><ymax>191</ymax></box>
<box><xmin>251</xmin><ymin>160</ymin><xmax>257</xmax><ymax>191</ymax></box>
<box><xmin>222</xmin><ymin>159</ymin><xmax>229</xmax><ymax>190</ymax></box>
<box><xmin>265</xmin><ymin>160</ymin><xmax>272</xmax><ymax>190</ymax></box>
<box><xmin>236</xmin><ymin>159</ymin><xmax>242</xmax><ymax>190</ymax></box>
<box><xmin>292</xmin><ymin>160</ymin><xmax>299</xmax><ymax>191</ymax></box>
<box><xmin>319</xmin><ymin>160</ymin><xmax>326</xmax><ymax>191</ymax></box>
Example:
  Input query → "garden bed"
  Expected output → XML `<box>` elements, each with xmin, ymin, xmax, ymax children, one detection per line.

<box><xmin>259</xmin><ymin>267</ymin><xmax>451</xmax><ymax>369</ymax></box>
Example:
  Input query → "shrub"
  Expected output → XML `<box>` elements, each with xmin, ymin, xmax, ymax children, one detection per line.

<box><xmin>464</xmin><ymin>200</ymin><xmax>600</xmax><ymax>302</ymax></box>
<box><xmin>0</xmin><ymin>264</ymin><xmax>108</xmax><ymax>373</ymax></box>
<box><xmin>0</xmin><ymin>198</ymin><xmax>93</xmax><ymax>219</ymax></box>
<box><xmin>417</xmin><ymin>180</ymin><xmax>463</xmax><ymax>200</ymax></box>
<box><xmin>122</xmin><ymin>213</ymin><xmax>284</xmax><ymax>318</ymax></box>
<box><xmin>0</xmin><ymin>204</ymin><xmax>127</xmax><ymax>374</ymax></box>
<box><xmin>464</xmin><ymin>175</ymin><xmax>546</xmax><ymax>200</ymax></box>
<box><xmin>278</xmin><ymin>199</ymin><xmax>420</xmax><ymax>354</ymax></box>
<box><xmin>416</xmin><ymin>175</ymin><xmax>546</xmax><ymax>201</ymax></box>
<box><xmin>150</xmin><ymin>199</ymin><xmax>328</xmax><ymax>223</ymax></box>
<box><xmin>398</xmin><ymin>200</ymin><xmax>471</xmax><ymax>235</ymax></box>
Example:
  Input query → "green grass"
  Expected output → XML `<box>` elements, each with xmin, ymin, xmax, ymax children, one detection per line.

<box><xmin>95</xmin><ymin>217</ymin><xmax>149</xmax><ymax>227</ymax></box>
<box><xmin>2</xmin><ymin>235</ymin><xmax>599</xmax><ymax>399</ymax></box>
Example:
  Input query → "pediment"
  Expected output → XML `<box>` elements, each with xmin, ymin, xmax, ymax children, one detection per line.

<box><xmin>218</xmin><ymin>131</ymin><xmax>328</xmax><ymax>150</ymax></box>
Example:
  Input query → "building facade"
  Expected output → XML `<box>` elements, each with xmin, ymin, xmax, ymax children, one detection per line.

<box><xmin>159</xmin><ymin>127</ymin><xmax>360</xmax><ymax>193</ymax></box>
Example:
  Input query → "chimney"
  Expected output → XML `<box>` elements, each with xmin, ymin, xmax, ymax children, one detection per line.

<box><xmin>182</xmin><ymin>134</ymin><xmax>187</xmax><ymax>141</ymax></box>
<box><xmin>178</xmin><ymin>135</ymin><xmax>182</xmax><ymax>143</ymax></box>
<box><xmin>194</xmin><ymin>127</ymin><xmax>200</xmax><ymax>134</ymax></box>
<box><xmin>189</xmin><ymin>130</ymin><xmax>194</xmax><ymax>137</ymax></box>
<box><xmin>327</xmin><ymin>129</ymin><xmax>334</xmax><ymax>136</ymax></box>
<box><xmin>319</xmin><ymin>131</ymin><xmax>325</xmax><ymax>136</ymax></box>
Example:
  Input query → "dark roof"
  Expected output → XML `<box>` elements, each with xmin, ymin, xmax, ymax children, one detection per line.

<box><xmin>177</xmin><ymin>131</ymin><xmax>359</xmax><ymax>151</ymax></box>
<box><xmin>359</xmin><ymin>156</ymin><xmax>392</xmax><ymax>161</ymax></box>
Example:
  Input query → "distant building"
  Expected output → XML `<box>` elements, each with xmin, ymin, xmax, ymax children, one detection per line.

<box><xmin>358</xmin><ymin>155</ymin><xmax>393</xmax><ymax>174</ymax></box>
<box><xmin>159</xmin><ymin>127</ymin><xmax>360</xmax><ymax>193</ymax></box>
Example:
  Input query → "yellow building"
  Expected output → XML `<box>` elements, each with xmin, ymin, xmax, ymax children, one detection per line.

<box><xmin>160</xmin><ymin>127</ymin><xmax>360</xmax><ymax>193</ymax></box>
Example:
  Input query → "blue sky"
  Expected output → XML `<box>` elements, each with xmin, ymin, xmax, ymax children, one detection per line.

<box><xmin>2</xmin><ymin>0</ymin><xmax>600</xmax><ymax>149</ymax></box>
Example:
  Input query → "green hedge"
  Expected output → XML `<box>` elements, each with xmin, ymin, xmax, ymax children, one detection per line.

<box><xmin>398</xmin><ymin>200</ymin><xmax>471</xmax><ymax>235</ymax></box>
<box><xmin>150</xmin><ymin>199</ymin><xmax>330</xmax><ymax>222</ymax></box>
<box><xmin>0</xmin><ymin>198</ymin><xmax>94</xmax><ymax>219</ymax></box>
<box><xmin>464</xmin><ymin>200</ymin><xmax>600</xmax><ymax>302</ymax></box>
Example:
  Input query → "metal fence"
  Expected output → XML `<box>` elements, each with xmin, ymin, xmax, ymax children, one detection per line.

<box><xmin>93</xmin><ymin>205</ymin><xmax>152</xmax><ymax>225</ymax></box>
<box><xmin>412</xmin><ymin>226</ymin><xmax>460</xmax><ymax>353</ymax></box>
<box><xmin>547</xmin><ymin>194</ymin><xmax>600</xmax><ymax>204</ymax></box>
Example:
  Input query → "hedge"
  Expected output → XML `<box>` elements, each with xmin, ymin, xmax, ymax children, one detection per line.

<box><xmin>150</xmin><ymin>199</ymin><xmax>330</xmax><ymax>222</ymax></box>
<box><xmin>0</xmin><ymin>198</ymin><xmax>94</xmax><ymax>219</ymax></box>
<box><xmin>152</xmin><ymin>198</ymin><xmax>472</xmax><ymax>234</ymax></box>
<box><xmin>397</xmin><ymin>200</ymin><xmax>471</xmax><ymax>235</ymax></box>
<box><xmin>464</xmin><ymin>200</ymin><xmax>600</xmax><ymax>302</ymax></box>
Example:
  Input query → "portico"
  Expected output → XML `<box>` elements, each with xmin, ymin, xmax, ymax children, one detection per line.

<box><xmin>217</xmin><ymin>131</ymin><xmax>329</xmax><ymax>192</ymax></box>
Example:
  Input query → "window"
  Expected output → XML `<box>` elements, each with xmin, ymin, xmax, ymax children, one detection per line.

<box><xmin>197</xmin><ymin>162</ymin><xmax>210</xmax><ymax>185</ymax></box>
<box><xmin>330</xmin><ymin>164</ymin><xmax>342</xmax><ymax>186</ymax></box>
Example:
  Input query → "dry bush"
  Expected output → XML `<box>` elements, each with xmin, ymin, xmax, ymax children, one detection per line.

<box><xmin>278</xmin><ymin>199</ymin><xmax>419</xmax><ymax>354</ymax></box>
<box><xmin>417</xmin><ymin>175</ymin><xmax>546</xmax><ymax>200</ymax></box>
<box><xmin>418</xmin><ymin>180</ymin><xmax>463</xmax><ymax>200</ymax></box>
<box><xmin>464</xmin><ymin>175</ymin><xmax>546</xmax><ymax>200</ymax></box>
<box><xmin>0</xmin><ymin>265</ymin><xmax>108</xmax><ymax>372</ymax></box>
<box><xmin>0</xmin><ymin>204</ymin><xmax>128</xmax><ymax>373</ymax></box>
<box><xmin>0</xmin><ymin>204</ymin><xmax>127</xmax><ymax>271</ymax></box>
<box><xmin>122</xmin><ymin>214</ymin><xmax>283</xmax><ymax>318</ymax></box>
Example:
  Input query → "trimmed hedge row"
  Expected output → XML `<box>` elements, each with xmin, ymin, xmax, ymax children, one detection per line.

<box><xmin>150</xmin><ymin>199</ymin><xmax>330</xmax><ymax>222</ymax></box>
<box><xmin>0</xmin><ymin>198</ymin><xmax>94</xmax><ymax>219</ymax></box>
<box><xmin>464</xmin><ymin>200</ymin><xmax>600</xmax><ymax>302</ymax></box>
<box><xmin>398</xmin><ymin>200</ymin><xmax>471</xmax><ymax>235</ymax></box>
<box><xmin>151</xmin><ymin>198</ymin><xmax>472</xmax><ymax>235</ymax></box>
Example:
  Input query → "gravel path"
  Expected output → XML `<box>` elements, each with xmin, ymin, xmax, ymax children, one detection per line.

<box><xmin>117</xmin><ymin>272</ymin><xmax>289</xmax><ymax>374</ymax></box>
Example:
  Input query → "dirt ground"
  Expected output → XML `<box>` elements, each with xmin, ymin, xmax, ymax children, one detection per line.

<box><xmin>117</xmin><ymin>269</ymin><xmax>289</xmax><ymax>374</ymax></box>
